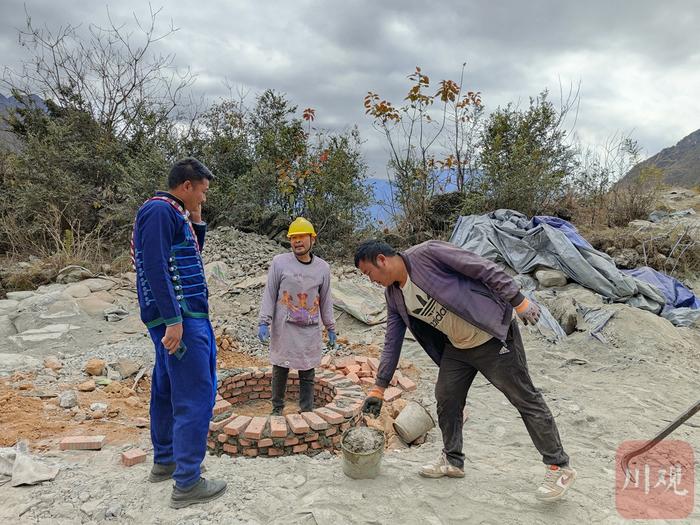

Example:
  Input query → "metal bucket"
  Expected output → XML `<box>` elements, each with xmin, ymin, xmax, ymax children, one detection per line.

<box><xmin>393</xmin><ymin>401</ymin><xmax>435</xmax><ymax>443</ymax></box>
<box><xmin>341</xmin><ymin>427</ymin><xmax>385</xmax><ymax>479</ymax></box>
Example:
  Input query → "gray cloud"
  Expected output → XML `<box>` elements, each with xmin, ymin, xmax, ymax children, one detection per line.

<box><xmin>2</xmin><ymin>0</ymin><xmax>699</xmax><ymax>177</ymax></box>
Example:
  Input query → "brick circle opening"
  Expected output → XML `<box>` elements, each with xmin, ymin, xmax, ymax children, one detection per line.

<box><xmin>207</xmin><ymin>367</ymin><xmax>365</xmax><ymax>458</ymax></box>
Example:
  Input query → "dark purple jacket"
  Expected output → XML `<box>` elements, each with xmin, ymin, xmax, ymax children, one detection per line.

<box><xmin>376</xmin><ymin>240</ymin><xmax>525</xmax><ymax>388</ymax></box>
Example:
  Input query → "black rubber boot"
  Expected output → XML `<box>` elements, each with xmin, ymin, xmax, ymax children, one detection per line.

<box><xmin>271</xmin><ymin>365</ymin><xmax>289</xmax><ymax>414</ymax></box>
<box><xmin>169</xmin><ymin>477</ymin><xmax>227</xmax><ymax>509</ymax></box>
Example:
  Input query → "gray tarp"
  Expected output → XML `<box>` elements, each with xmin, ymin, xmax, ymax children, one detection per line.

<box><xmin>449</xmin><ymin>210</ymin><xmax>666</xmax><ymax>313</ymax></box>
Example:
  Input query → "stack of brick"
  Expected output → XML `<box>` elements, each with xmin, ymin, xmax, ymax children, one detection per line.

<box><xmin>208</xmin><ymin>354</ymin><xmax>419</xmax><ymax>458</ymax></box>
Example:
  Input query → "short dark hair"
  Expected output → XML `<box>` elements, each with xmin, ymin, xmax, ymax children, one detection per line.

<box><xmin>354</xmin><ymin>239</ymin><xmax>397</xmax><ymax>267</ymax></box>
<box><xmin>168</xmin><ymin>157</ymin><xmax>214</xmax><ymax>189</ymax></box>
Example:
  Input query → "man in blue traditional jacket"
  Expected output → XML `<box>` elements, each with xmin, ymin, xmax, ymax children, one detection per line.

<box><xmin>132</xmin><ymin>157</ymin><xmax>227</xmax><ymax>508</ymax></box>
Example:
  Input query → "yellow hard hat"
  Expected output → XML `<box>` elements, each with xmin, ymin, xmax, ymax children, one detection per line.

<box><xmin>287</xmin><ymin>217</ymin><xmax>316</xmax><ymax>238</ymax></box>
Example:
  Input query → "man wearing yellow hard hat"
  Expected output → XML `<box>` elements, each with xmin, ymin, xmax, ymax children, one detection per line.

<box><xmin>257</xmin><ymin>217</ymin><xmax>336</xmax><ymax>415</ymax></box>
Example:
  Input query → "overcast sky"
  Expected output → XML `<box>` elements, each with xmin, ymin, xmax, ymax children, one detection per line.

<box><xmin>2</xmin><ymin>0</ymin><xmax>699</xmax><ymax>178</ymax></box>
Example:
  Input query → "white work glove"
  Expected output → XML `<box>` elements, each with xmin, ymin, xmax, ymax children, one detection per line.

<box><xmin>515</xmin><ymin>297</ymin><xmax>541</xmax><ymax>325</ymax></box>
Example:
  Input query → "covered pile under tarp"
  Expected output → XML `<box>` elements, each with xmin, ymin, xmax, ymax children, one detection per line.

<box><xmin>623</xmin><ymin>266</ymin><xmax>700</xmax><ymax>326</ymax></box>
<box><xmin>449</xmin><ymin>209</ymin><xmax>667</xmax><ymax>313</ymax></box>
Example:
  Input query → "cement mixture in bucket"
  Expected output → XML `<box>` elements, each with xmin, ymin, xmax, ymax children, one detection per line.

<box><xmin>342</xmin><ymin>427</ymin><xmax>384</xmax><ymax>453</ymax></box>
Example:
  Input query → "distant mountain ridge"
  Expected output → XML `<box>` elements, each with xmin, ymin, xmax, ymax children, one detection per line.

<box><xmin>625</xmin><ymin>128</ymin><xmax>700</xmax><ymax>188</ymax></box>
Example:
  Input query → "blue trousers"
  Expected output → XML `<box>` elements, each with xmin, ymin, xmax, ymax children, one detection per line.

<box><xmin>148</xmin><ymin>317</ymin><xmax>217</xmax><ymax>489</ymax></box>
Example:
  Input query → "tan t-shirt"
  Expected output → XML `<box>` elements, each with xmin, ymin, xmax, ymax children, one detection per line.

<box><xmin>401</xmin><ymin>275</ymin><xmax>492</xmax><ymax>349</ymax></box>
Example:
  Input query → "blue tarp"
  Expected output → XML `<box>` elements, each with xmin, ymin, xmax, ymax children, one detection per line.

<box><xmin>622</xmin><ymin>267</ymin><xmax>700</xmax><ymax>312</ymax></box>
<box><xmin>528</xmin><ymin>216</ymin><xmax>593</xmax><ymax>250</ymax></box>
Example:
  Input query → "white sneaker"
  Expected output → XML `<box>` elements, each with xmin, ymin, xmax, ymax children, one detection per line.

<box><xmin>535</xmin><ymin>465</ymin><xmax>577</xmax><ymax>501</ymax></box>
<box><xmin>419</xmin><ymin>453</ymin><xmax>465</xmax><ymax>479</ymax></box>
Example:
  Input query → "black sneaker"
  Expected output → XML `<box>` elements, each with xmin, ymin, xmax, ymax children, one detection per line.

<box><xmin>149</xmin><ymin>462</ymin><xmax>207</xmax><ymax>483</ymax></box>
<box><xmin>169</xmin><ymin>478</ymin><xmax>227</xmax><ymax>509</ymax></box>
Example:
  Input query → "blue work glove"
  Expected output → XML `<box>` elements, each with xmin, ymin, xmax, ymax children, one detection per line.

<box><xmin>258</xmin><ymin>324</ymin><xmax>270</xmax><ymax>343</ymax></box>
<box><xmin>327</xmin><ymin>329</ymin><xmax>337</xmax><ymax>349</ymax></box>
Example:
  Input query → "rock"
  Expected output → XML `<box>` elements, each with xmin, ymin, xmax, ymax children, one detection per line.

<box><xmin>91</xmin><ymin>290</ymin><xmax>116</xmax><ymax>303</ymax></box>
<box><xmin>534</xmin><ymin>269</ymin><xmax>568</xmax><ymax>288</ymax></box>
<box><xmin>0</xmin><ymin>299</ymin><xmax>19</xmax><ymax>314</ymax></box>
<box><xmin>628</xmin><ymin>219</ymin><xmax>652</xmax><ymax>229</ymax></box>
<box><xmin>134</xmin><ymin>417</ymin><xmax>149</xmax><ymax>428</ymax></box>
<box><xmin>56</xmin><ymin>265</ymin><xmax>93</xmax><ymax>284</ymax></box>
<box><xmin>545</xmin><ymin>296</ymin><xmax>578</xmax><ymax>335</ymax></box>
<box><xmin>205</xmin><ymin>261</ymin><xmax>230</xmax><ymax>284</ymax></box>
<box><xmin>95</xmin><ymin>377</ymin><xmax>111</xmax><ymax>386</ymax></box>
<box><xmin>59</xmin><ymin>390</ymin><xmax>78</xmax><ymax>409</ymax></box>
<box><xmin>90</xmin><ymin>402</ymin><xmax>108</xmax><ymax>412</ymax></box>
<box><xmin>105</xmin><ymin>504</ymin><xmax>122</xmax><ymax>519</ymax></box>
<box><xmin>107</xmin><ymin>369</ymin><xmax>122</xmax><ymax>381</ymax></box>
<box><xmin>84</xmin><ymin>358</ymin><xmax>107</xmax><ymax>376</ymax></box>
<box><xmin>43</xmin><ymin>356</ymin><xmax>63</xmax><ymax>371</ymax></box>
<box><xmin>125</xmin><ymin>397</ymin><xmax>140</xmax><ymax>408</ymax></box>
<box><xmin>0</xmin><ymin>315</ymin><xmax>16</xmax><ymax>337</ymax></box>
<box><xmin>103</xmin><ymin>382</ymin><xmax>122</xmax><ymax>394</ymax></box>
<box><xmin>77</xmin><ymin>296</ymin><xmax>115</xmax><ymax>316</ymax></box>
<box><xmin>91</xmin><ymin>411</ymin><xmax>105</xmax><ymax>419</ymax></box>
<box><xmin>78</xmin><ymin>380</ymin><xmax>96</xmax><ymax>392</ymax></box>
<box><xmin>81</xmin><ymin>278</ymin><xmax>115</xmax><ymax>292</ymax></box>
<box><xmin>113</xmin><ymin>359</ymin><xmax>141</xmax><ymax>379</ymax></box>
<box><xmin>613</xmin><ymin>248</ymin><xmax>639</xmax><ymax>269</ymax></box>
<box><xmin>6</xmin><ymin>291</ymin><xmax>35</xmax><ymax>301</ymax></box>
<box><xmin>64</xmin><ymin>284</ymin><xmax>91</xmax><ymax>298</ymax></box>
<box><xmin>9</xmin><ymin>324</ymin><xmax>80</xmax><ymax>347</ymax></box>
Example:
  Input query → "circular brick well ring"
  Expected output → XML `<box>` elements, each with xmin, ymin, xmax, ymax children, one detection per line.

<box><xmin>207</xmin><ymin>355</ymin><xmax>417</xmax><ymax>458</ymax></box>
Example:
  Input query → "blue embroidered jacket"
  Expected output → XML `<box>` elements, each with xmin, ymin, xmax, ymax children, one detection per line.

<box><xmin>132</xmin><ymin>192</ymin><xmax>209</xmax><ymax>328</ymax></box>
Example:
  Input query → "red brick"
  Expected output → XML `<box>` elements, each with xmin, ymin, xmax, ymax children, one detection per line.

<box><xmin>300</xmin><ymin>411</ymin><xmax>329</xmax><ymax>430</ymax></box>
<box><xmin>246</xmin><ymin>379</ymin><xmax>258</xmax><ymax>386</ymax></box>
<box><xmin>314</xmin><ymin>407</ymin><xmax>344</xmax><ymax>424</ymax></box>
<box><xmin>397</xmin><ymin>375</ymin><xmax>417</xmax><ymax>392</ymax></box>
<box><xmin>304</xmin><ymin>433</ymin><xmax>319</xmax><ymax>442</ymax></box>
<box><xmin>268</xmin><ymin>447</ymin><xmax>284</xmax><ymax>456</ymax></box>
<box><xmin>249</xmin><ymin>393</ymin><xmax>260</xmax><ymax>399</ymax></box>
<box><xmin>367</xmin><ymin>357</ymin><xmax>379</xmax><ymax>371</ymax></box>
<box><xmin>335</xmin><ymin>356</ymin><xmax>356</xmax><ymax>369</ymax></box>
<box><xmin>239</xmin><ymin>438</ymin><xmax>252</xmax><ymax>446</ymax></box>
<box><xmin>224</xmin><ymin>415</ymin><xmax>252</xmax><ymax>436</ymax></box>
<box><xmin>243</xmin><ymin>416</ymin><xmax>267</xmax><ymax>439</ymax></box>
<box><xmin>332</xmin><ymin>435</ymin><xmax>341</xmax><ymax>445</ymax></box>
<box><xmin>354</xmin><ymin>355</ymin><xmax>369</xmax><ymax>364</ymax></box>
<box><xmin>286</xmin><ymin>413</ymin><xmax>310</xmax><ymax>434</ymax></box>
<box><xmin>260</xmin><ymin>392</ymin><xmax>272</xmax><ymax>399</ymax></box>
<box><xmin>215</xmin><ymin>393</ymin><xmax>223</xmax><ymax>401</ymax></box>
<box><xmin>361</xmin><ymin>377</ymin><xmax>375</xmax><ymax>385</ymax></box>
<box><xmin>223</xmin><ymin>444</ymin><xmax>238</xmax><ymax>454</ymax></box>
<box><xmin>121</xmin><ymin>448</ymin><xmax>147</xmax><ymax>466</ymax></box>
<box><xmin>207</xmin><ymin>440</ymin><xmax>216</xmax><ymax>449</ymax></box>
<box><xmin>59</xmin><ymin>435</ymin><xmax>106</xmax><ymax>450</ymax></box>
<box><xmin>234</xmin><ymin>381</ymin><xmax>245</xmax><ymax>388</ymax></box>
<box><xmin>310</xmin><ymin>441</ymin><xmax>323</xmax><ymax>449</ymax></box>
<box><xmin>345</xmin><ymin>372</ymin><xmax>360</xmax><ymax>384</ymax></box>
<box><xmin>213</xmin><ymin>399</ymin><xmax>231</xmax><ymax>415</ymax></box>
<box><xmin>321</xmin><ymin>355</ymin><xmax>331</xmax><ymax>367</ymax></box>
<box><xmin>288</xmin><ymin>369</ymin><xmax>299</xmax><ymax>379</ymax></box>
<box><xmin>209</xmin><ymin>413</ymin><xmax>237</xmax><ymax>432</ymax></box>
<box><xmin>325</xmin><ymin>403</ymin><xmax>360</xmax><ymax>418</ymax></box>
<box><xmin>384</xmin><ymin>387</ymin><xmax>402</xmax><ymax>402</ymax></box>
<box><xmin>346</xmin><ymin>364</ymin><xmax>361</xmax><ymax>375</ymax></box>
<box><xmin>325</xmin><ymin>427</ymin><xmax>337</xmax><ymax>437</ymax></box>
<box><xmin>239</xmin><ymin>372</ymin><xmax>253</xmax><ymax>380</ymax></box>
<box><xmin>292</xmin><ymin>443</ymin><xmax>308</xmax><ymax>453</ymax></box>
<box><xmin>389</xmin><ymin>373</ymin><xmax>398</xmax><ymax>386</ymax></box>
<box><xmin>244</xmin><ymin>448</ymin><xmax>258</xmax><ymax>457</ymax></box>
<box><xmin>257</xmin><ymin>438</ymin><xmax>274</xmax><ymax>448</ymax></box>
<box><xmin>253</xmin><ymin>385</ymin><xmax>265</xmax><ymax>392</ymax></box>
<box><xmin>217</xmin><ymin>433</ymin><xmax>228</xmax><ymax>443</ymax></box>
<box><xmin>253</xmin><ymin>369</ymin><xmax>265</xmax><ymax>379</ymax></box>
<box><xmin>284</xmin><ymin>437</ymin><xmax>300</xmax><ymax>446</ymax></box>
<box><xmin>270</xmin><ymin>416</ymin><xmax>288</xmax><ymax>437</ymax></box>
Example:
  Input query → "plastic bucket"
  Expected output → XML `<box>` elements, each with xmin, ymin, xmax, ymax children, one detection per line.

<box><xmin>341</xmin><ymin>427</ymin><xmax>385</xmax><ymax>479</ymax></box>
<box><xmin>393</xmin><ymin>401</ymin><xmax>435</xmax><ymax>443</ymax></box>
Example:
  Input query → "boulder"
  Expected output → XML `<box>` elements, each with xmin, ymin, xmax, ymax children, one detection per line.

<box><xmin>81</xmin><ymin>278</ymin><xmax>115</xmax><ymax>293</ymax></box>
<box><xmin>0</xmin><ymin>315</ymin><xmax>16</xmax><ymax>338</ymax></box>
<box><xmin>56</xmin><ymin>265</ymin><xmax>93</xmax><ymax>284</ymax></box>
<box><xmin>6</xmin><ymin>291</ymin><xmax>35</xmax><ymax>301</ymax></box>
<box><xmin>65</xmin><ymin>284</ymin><xmax>92</xmax><ymax>298</ymax></box>
<box><xmin>534</xmin><ymin>269</ymin><xmax>568</xmax><ymax>288</ymax></box>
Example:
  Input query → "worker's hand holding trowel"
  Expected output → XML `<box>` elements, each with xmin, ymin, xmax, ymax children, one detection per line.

<box><xmin>515</xmin><ymin>297</ymin><xmax>541</xmax><ymax>325</ymax></box>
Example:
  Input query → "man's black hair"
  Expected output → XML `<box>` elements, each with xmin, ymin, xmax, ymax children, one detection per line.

<box><xmin>354</xmin><ymin>239</ymin><xmax>397</xmax><ymax>268</ymax></box>
<box><xmin>168</xmin><ymin>157</ymin><xmax>214</xmax><ymax>189</ymax></box>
